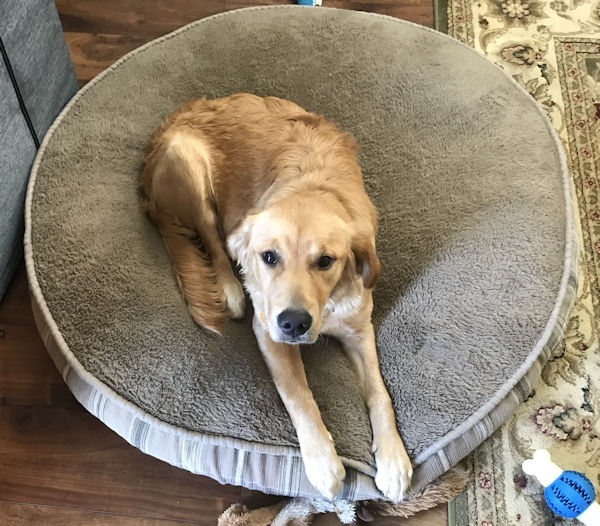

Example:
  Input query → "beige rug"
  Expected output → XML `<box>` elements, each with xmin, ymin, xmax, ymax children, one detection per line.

<box><xmin>438</xmin><ymin>0</ymin><xmax>600</xmax><ymax>523</ymax></box>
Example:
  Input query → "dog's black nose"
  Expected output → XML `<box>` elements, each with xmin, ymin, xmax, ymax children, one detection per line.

<box><xmin>277</xmin><ymin>309</ymin><xmax>312</xmax><ymax>338</ymax></box>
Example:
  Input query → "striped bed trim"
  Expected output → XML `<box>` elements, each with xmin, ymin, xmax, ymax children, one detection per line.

<box><xmin>24</xmin><ymin>5</ymin><xmax>579</xmax><ymax>501</ymax></box>
<box><xmin>30</xmin><ymin>294</ymin><xmax>385</xmax><ymax>499</ymax></box>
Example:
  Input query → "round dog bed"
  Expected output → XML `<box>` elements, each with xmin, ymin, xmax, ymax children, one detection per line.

<box><xmin>25</xmin><ymin>6</ymin><xmax>577</xmax><ymax>500</ymax></box>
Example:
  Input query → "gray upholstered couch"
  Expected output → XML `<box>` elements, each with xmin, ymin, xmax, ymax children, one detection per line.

<box><xmin>0</xmin><ymin>0</ymin><xmax>77</xmax><ymax>298</ymax></box>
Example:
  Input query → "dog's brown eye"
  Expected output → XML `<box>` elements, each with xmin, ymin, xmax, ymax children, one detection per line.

<box><xmin>317</xmin><ymin>255</ymin><xmax>335</xmax><ymax>270</ymax></box>
<box><xmin>261</xmin><ymin>251</ymin><xmax>278</xmax><ymax>266</ymax></box>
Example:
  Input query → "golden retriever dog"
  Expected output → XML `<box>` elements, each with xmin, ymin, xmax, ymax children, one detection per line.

<box><xmin>140</xmin><ymin>93</ymin><xmax>412</xmax><ymax>501</ymax></box>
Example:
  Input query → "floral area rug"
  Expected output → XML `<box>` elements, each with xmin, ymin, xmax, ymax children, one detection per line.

<box><xmin>435</xmin><ymin>0</ymin><xmax>600</xmax><ymax>524</ymax></box>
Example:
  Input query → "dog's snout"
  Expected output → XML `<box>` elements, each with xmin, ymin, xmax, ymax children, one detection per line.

<box><xmin>277</xmin><ymin>309</ymin><xmax>312</xmax><ymax>338</ymax></box>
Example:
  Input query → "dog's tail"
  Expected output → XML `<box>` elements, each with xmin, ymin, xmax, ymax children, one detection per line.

<box><xmin>144</xmin><ymin>203</ymin><xmax>228</xmax><ymax>334</ymax></box>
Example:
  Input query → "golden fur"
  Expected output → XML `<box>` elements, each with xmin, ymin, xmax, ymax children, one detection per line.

<box><xmin>140</xmin><ymin>94</ymin><xmax>411</xmax><ymax>501</ymax></box>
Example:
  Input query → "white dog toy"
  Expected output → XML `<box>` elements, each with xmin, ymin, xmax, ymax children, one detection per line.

<box><xmin>522</xmin><ymin>449</ymin><xmax>600</xmax><ymax>525</ymax></box>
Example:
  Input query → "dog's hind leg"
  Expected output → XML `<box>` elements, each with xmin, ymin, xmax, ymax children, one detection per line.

<box><xmin>192</xmin><ymin>207</ymin><xmax>246</xmax><ymax>320</ymax></box>
<box><xmin>197</xmin><ymin>225</ymin><xmax>246</xmax><ymax>319</ymax></box>
<box><xmin>146</xmin><ymin>207</ymin><xmax>228</xmax><ymax>333</ymax></box>
<box><xmin>141</xmin><ymin>127</ymin><xmax>245</xmax><ymax>323</ymax></box>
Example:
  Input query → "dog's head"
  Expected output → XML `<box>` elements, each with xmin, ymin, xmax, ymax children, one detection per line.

<box><xmin>227</xmin><ymin>191</ymin><xmax>380</xmax><ymax>344</ymax></box>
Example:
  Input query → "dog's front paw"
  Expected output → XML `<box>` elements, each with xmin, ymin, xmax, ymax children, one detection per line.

<box><xmin>302</xmin><ymin>440</ymin><xmax>346</xmax><ymax>500</ymax></box>
<box><xmin>224</xmin><ymin>279</ymin><xmax>245</xmax><ymax>319</ymax></box>
<box><xmin>373</xmin><ymin>434</ymin><xmax>413</xmax><ymax>503</ymax></box>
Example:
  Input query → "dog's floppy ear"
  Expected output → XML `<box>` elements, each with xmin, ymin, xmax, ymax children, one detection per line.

<box><xmin>226</xmin><ymin>214</ymin><xmax>257</xmax><ymax>270</ymax></box>
<box><xmin>352</xmin><ymin>230</ymin><xmax>381</xmax><ymax>289</ymax></box>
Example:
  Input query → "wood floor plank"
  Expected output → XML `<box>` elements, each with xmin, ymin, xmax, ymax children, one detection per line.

<box><xmin>225</xmin><ymin>0</ymin><xmax>434</xmax><ymax>27</ymax></box>
<box><xmin>56</xmin><ymin>0</ymin><xmax>227</xmax><ymax>38</ymax></box>
<box><xmin>0</xmin><ymin>323</ymin><xmax>76</xmax><ymax>408</ymax></box>
<box><xmin>223</xmin><ymin>0</ymin><xmax>296</xmax><ymax>11</ymax></box>
<box><xmin>325</xmin><ymin>0</ymin><xmax>433</xmax><ymax>25</ymax></box>
<box><xmin>0</xmin><ymin>265</ymin><xmax>75</xmax><ymax>407</ymax></box>
<box><xmin>63</xmin><ymin>32</ymin><xmax>149</xmax><ymax>85</ymax></box>
<box><xmin>0</xmin><ymin>405</ymin><xmax>240</xmax><ymax>523</ymax></box>
<box><xmin>59</xmin><ymin>0</ymin><xmax>433</xmax><ymax>85</ymax></box>
<box><xmin>0</xmin><ymin>501</ymin><xmax>203</xmax><ymax>526</ymax></box>
<box><xmin>0</xmin><ymin>263</ymin><xmax>34</xmax><ymax>327</ymax></box>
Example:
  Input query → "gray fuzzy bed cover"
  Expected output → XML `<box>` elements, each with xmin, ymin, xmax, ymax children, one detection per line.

<box><xmin>25</xmin><ymin>6</ymin><xmax>577</xmax><ymax>500</ymax></box>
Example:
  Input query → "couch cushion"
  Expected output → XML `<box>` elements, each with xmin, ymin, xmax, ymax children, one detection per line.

<box><xmin>0</xmin><ymin>0</ymin><xmax>77</xmax><ymax>298</ymax></box>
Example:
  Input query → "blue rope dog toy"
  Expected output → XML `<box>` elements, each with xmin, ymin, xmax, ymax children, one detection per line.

<box><xmin>523</xmin><ymin>450</ymin><xmax>600</xmax><ymax>525</ymax></box>
<box><xmin>296</xmin><ymin>0</ymin><xmax>322</xmax><ymax>5</ymax></box>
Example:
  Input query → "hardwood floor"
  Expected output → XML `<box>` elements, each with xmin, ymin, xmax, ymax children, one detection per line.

<box><xmin>0</xmin><ymin>1</ymin><xmax>445</xmax><ymax>524</ymax></box>
<box><xmin>56</xmin><ymin>0</ymin><xmax>435</xmax><ymax>85</ymax></box>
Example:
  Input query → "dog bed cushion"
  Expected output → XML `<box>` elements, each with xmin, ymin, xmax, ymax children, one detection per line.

<box><xmin>25</xmin><ymin>6</ymin><xmax>577</xmax><ymax>500</ymax></box>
